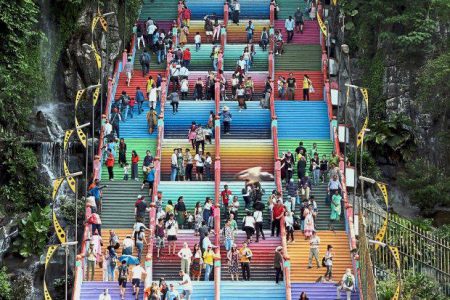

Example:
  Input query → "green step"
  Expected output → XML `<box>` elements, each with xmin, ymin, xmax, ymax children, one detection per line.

<box><xmin>278</xmin><ymin>139</ymin><xmax>334</xmax><ymax>180</ymax></box>
<box><xmin>275</xmin><ymin>44</ymin><xmax>322</xmax><ymax>71</ymax></box>
<box><xmin>101</xmin><ymin>181</ymin><xmax>150</xmax><ymax>228</ymax></box>
<box><xmin>134</xmin><ymin>48</ymin><xmax>167</xmax><ymax>71</ymax></box>
<box><xmin>224</xmin><ymin>44</ymin><xmax>268</xmax><ymax>72</ymax></box>
<box><xmin>139</xmin><ymin>0</ymin><xmax>179</xmax><ymax>21</ymax></box>
<box><xmin>158</xmin><ymin>181</ymin><xmax>215</xmax><ymax>211</ymax></box>
<box><xmin>276</xmin><ymin>0</ymin><xmax>312</xmax><ymax>20</ymax></box>
<box><xmin>101</xmin><ymin>138</ymin><xmax>157</xmax><ymax>180</ymax></box>
<box><xmin>282</xmin><ymin>183</ymin><xmax>345</xmax><ymax>230</ymax></box>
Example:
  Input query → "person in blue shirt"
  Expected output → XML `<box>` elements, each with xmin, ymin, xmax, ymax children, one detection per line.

<box><xmin>219</xmin><ymin>106</ymin><xmax>233</xmax><ymax>135</ymax></box>
<box><xmin>146</xmin><ymin>163</ymin><xmax>156</xmax><ymax>196</ymax></box>
<box><xmin>246</xmin><ymin>20</ymin><xmax>255</xmax><ymax>43</ymax></box>
<box><xmin>135</xmin><ymin>87</ymin><xmax>145</xmax><ymax>114</ymax></box>
<box><xmin>165</xmin><ymin>283</ymin><xmax>180</xmax><ymax>300</ymax></box>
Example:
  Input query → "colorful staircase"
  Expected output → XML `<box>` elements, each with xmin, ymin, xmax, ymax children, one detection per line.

<box><xmin>138</xmin><ymin>0</ymin><xmax>179</xmax><ymax>21</ymax></box>
<box><xmin>80</xmin><ymin>282</ymin><xmax>144</xmax><ymax>300</ymax></box>
<box><xmin>224</xmin><ymin>44</ymin><xmax>268</xmax><ymax>72</ymax></box>
<box><xmin>292</xmin><ymin>283</ymin><xmax>359</xmax><ymax>300</ymax></box>
<box><xmin>220</xmin><ymin>232</ymin><xmax>281</xmax><ymax>280</ymax></box>
<box><xmin>158</xmin><ymin>181</ymin><xmax>215</xmax><ymax>211</ymax></box>
<box><xmin>274</xmin><ymin>44</ymin><xmax>322</xmax><ymax>71</ymax></box>
<box><xmin>221</xmin><ymin>281</ymin><xmax>285</xmax><ymax>299</ymax></box>
<box><xmin>274</xmin><ymin>20</ymin><xmax>320</xmax><ymax>44</ymax></box>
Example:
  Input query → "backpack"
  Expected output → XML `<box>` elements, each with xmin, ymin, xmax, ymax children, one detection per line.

<box><xmin>344</xmin><ymin>275</ymin><xmax>354</xmax><ymax>287</ymax></box>
<box><xmin>140</xmin><ymin>53</ymin><xmax>149</xmax><ymax>65</ymax></box>
<box><xmin>118</xmin><ymin>266</ymin><xmax>128</xmax><ymax>280</ymax></box>
<box><xmin>321</xmin><ymin>256</ymin><xmax>327</xmax><ymax>267</ymax></box>
<box><xmin>241</xmin><ymin>188</ymin><xmax>247</xmax><ymax>195</ymax></box>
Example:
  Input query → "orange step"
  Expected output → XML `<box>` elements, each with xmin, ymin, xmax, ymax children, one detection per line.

<box><xmin>288</xmin><ymin>231</ymin><xmax>353</xmax><ymax>282</ymax></box>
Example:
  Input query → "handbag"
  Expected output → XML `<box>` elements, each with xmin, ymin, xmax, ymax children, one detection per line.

<box><xmin>309</xmin><ymin>85</ymin><xmax>315</xmax><ymax>94</ymax></box>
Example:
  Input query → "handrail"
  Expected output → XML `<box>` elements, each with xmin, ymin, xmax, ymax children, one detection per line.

<box><xmin>270</xmin><ymin>84</ymin><xmax>291</xmax><ymax>299</ymax></box>
<box><xmin>268</xmin><ymin>51</ymin><xmax>274</xmax><ymax>82</ymax></box>
<box><xmin>318</xmin><ymin>0</ymin><xmax>361</xmax><ymax>294</ymax></box>
<box><xmin>270</xmin><ymin>2</ymin><xmax>275</xmax><ymax>26</ymax></box>
<box><xmin>213</xmin><ymin>79</ymin><xmax>222</xmax><ymax>300</ymax></box>
<box><xmin>177</xmin><ymin>1</ymin><xmax>183</xmax><ymax>27</ymax></box>
<box><xmin>223</xmin><ymin>2</ymin><xmax>229</xmax><ymax>27</ymax></box>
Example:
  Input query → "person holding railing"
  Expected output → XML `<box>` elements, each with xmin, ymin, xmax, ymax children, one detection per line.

<box><xmin>271</xmin><ymin>196</ymin><xmax>285</xmax><ymax>237</ymax></box>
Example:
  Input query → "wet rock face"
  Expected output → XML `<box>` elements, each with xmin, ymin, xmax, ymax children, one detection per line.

<box><xmin>63</xmin><ymin>1</ymin><xmax>122</xmax><ymax>102</ymax></box>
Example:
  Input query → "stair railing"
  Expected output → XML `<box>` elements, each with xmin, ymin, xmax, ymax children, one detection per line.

<box><xmin>73</xmin><ymin>44</ymin><xmax>125</xmax><ymax>299</ymax></box>
<box><xmin>317</xmin><ymin>0</ymin><xmax>361</xmax><ymax>293</ymax></box>
<box><xmin>270</xmin><ymin>83</ymin><xmax>292</xmax><ymax>300</ymax></box>
<box><xmin>213</xmin><ymin>78</ymin><xmax>222</xmax><ymax>300</ymax></box>
<box><xmin>270</xmin><ymin>2</ymin><xmax>275</xmax><ymax>27</ymax></box>
<box><xmin>223</xmin><ymin>2</ymin><xmax>229</xmax><ymax>27</ymax></box>
<box><xmin>177</xmin><ymin>1</ymin><xmax>183</xmax><ymax>27</ymax></box>
<box><xmin>143</xmin><ymin>50</ymin><xmax>172</xmax><ymax>299</ymax></box>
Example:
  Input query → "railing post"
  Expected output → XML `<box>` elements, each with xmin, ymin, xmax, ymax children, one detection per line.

<box><xmin>177</xmin><ymin>1</ymin><xmax>183</xmax><ymax>27</ymax></box>
<box><xmin>122</xmin><ymin>49</ymin><xmax>128</xmax><ymax>71</ymax></box>
<box><xmin>213</xmin><ymin>79</ymin><xmax>222</xmax><ymax>300</ymax></box>
<box><xmin>270</xmin><ymin>2</ymin><xmax>275</xmax><ymax>26</ymax></box>
<box><xmin>269</xmin><ymin>51</ymin><xmax>274</xmax><ymax>82</ymax></box>
<box><xmin>223</xmin><ymin>2</ymin><xmax>229</xmax><ymax>26</ymax></box>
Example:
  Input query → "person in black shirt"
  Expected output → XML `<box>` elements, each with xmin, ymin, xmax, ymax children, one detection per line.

<box><xmin>295</xmin><ymin>141</ymin><xmax>306</xmax><ymax>156</ymax></box>
<box><xmin>135</xmin><ymin>196</ymin><xmax>148</xmax><ymax>222</ymax></box>
<box><xmin>287</xmin><ymin>73</ymin><xmax>296</xmax><ymax>100</ymax></box>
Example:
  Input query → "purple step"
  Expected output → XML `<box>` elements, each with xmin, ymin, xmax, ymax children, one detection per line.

<box><xmin>80</xmin><ymin>281</ymin><xmax>144</xmax><ymax>300</ymax></box>
<box><xmin>292</xmin><ymin>283</ymin><xmax>360</xmax><ymax>300</ymax></box>
<box><xmin>136</xmin><ymin>20</ymin><xmax>173</xmax><ymax>33</ymax></box>
<box><xmin>275</xmin><ymin>20</ymin><xmax>320</xmax><ymax>45</ymax></box>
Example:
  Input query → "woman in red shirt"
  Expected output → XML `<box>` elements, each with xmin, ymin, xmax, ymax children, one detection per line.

<box><xmin>182</xmin><ymin>6</ymin><xmax>191</xmax><ymax>27</ymax></box>
<box><xmin>105</xmin><ymin>150</ymin><xmax>115</xmax><ymax>181</ymax></box>
<box><xmin>131</xmin><ymin>150</ymin><xmax>140</xmax><ymax>180</ymax></box>
<box><xmin>182</xmin><ymin>48</ymin><xmax>191</xmax><ymax>68</ymax></box>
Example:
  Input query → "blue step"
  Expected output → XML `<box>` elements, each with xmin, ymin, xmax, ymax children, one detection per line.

<box><xmin>221</xmin><ymin>281</ymin><xmax>286</xmax><ymax>299</ymax></box>
<box><xmin>275</xmin><ymin>101</ymin><xmax>330</xmax><ymax>139</ymax></box>
<box><xmin>186</xmin><ymin>0</ymin><xmax>224</xmax><ymax>19</ymax></box>
<box><xmin>164</xmin><ymin>101</ymin><xmax>271</xmax><ymax>139</ymax></box>
<box><xmin>238</xmin><ymin>0</ymin><xmax>271</xmax><ymax>19</ymax></box>
<box><xmin>292</xmin><ymin>283</ymin><xmax>360</xmax><ymax>300</ymax></box>
<box><xmin>119</xmin><ymin>102</ymin><xmax>160</xmax><ymax>138</ymax></box>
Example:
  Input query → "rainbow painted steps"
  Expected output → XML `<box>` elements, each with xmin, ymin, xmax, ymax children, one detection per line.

<box><xmin>100</xmin><ymin>138</ymin><xmax>157</xmax><ymax>180</ymax></box>
<box><xmin>224</xmin><ymin>44</ymin><xmax>268</xmax><ymax>72</ymax></box>
<box><xmin>220</xmin><ymin>139</ymin><xmax>274</xmax><ymax>181</ymax></box>
<box><xmin>138</xmin><ymin>0</ymin><xmax>179</xmax><ymax>21</ymax></box>
<box><xmin>158</xmin><ymin>181</ymin><xmax>215</xmax><ymax>211</ymax></box>
<box><xmin>292</xmin><ymin>283</ymin><xmax>360</xmax><ymax>300</ymax></box>
<box><xmin>220</xmin><ymin>281</ymin><xmax>285</xmax><ymax>299</ymax></box>
<box><xmin>275</xmin><ymin>44</ymin><xmax>322</xmax><ymax>71</ymax></box>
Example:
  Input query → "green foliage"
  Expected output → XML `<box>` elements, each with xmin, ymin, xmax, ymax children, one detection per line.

<box><xmin>359</xmin><ymin>52</ymin><xmax>386</xmax><ymax>120</ymax></box>
<box><xmin>398</xmin><ymin>159</ymin><xmax>450</xmax><ymax>210</ymax></box>
<box><xmin>417</xmin><ymin>50</ymin><xmax>450</xmax><ymax>121</ymax></box>
<box><xmin>12</xmin><ymin>206</ymin><xmax>52</xmax><ymax>258</ymax></box>
<box><xmin>377</xmin><ymin>270</ymin><xmax>447</xmax><ymax>300</ymax></box>
<box><xmin>0</xmin><ymin>267</ymin><xmax>12</xmax><ymax>300</ymax></box>
<box><xmin>59</xmin><ymin>195</ymin><xmax>86</xmax><ymax>226</ymax></box>
<box><xmin>348</xmin><ymin>150</ymin><xmax>382</xmax><ymax>180</ymax></box>
<box><xmin>0</xmin><ymin>137</ymin><xmax>51</xmax><ymax>214</ymax></box>
<box><xmin>366</xmin><ymin>114</ymin><xmax>417</xmax><ymax>161</ymax></box>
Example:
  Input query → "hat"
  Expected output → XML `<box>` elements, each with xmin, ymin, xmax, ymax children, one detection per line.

<box><xmin>223</xmin><ymin>106</ymin><xmax>230</xmax><ymax>111</ymax></box>
<box><xmin>276</xmin><ymin>246</ymin><xmax>283</xmax><ymax>252</ymax></box>
<box><xmin>207</xmin><ymin>245</ymin><xmax>212</xmax><ymax>248</ymax></box>
<box><xmin>137</xmin><ymin>195</ymin><xmax>142</xmax><ymax>199</ymax></box>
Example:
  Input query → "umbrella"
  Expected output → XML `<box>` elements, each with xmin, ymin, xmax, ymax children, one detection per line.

<box><xmin>118</xmin><ymin>255</ymin><xmax>140</xmax><ymax>265</ymax></box>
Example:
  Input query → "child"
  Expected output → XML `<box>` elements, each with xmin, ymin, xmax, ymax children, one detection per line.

<box><xmin>123</xmin><ymin>163</ymin><xmax>130</xmax><ymax>180</ymax></box>
<box><xmin>194</xmin><ymin>32</ymin><xmax>201</xmax><ymax>51</ymax></box>
<box><xmin>204</xmin><ymin>152</ymin><xmax>212</xmax><ymax>181</ymax></box>
<box><xmin>186</xmin><ymin>212</ymin><xmax>194</xmax><ymax>229</ymax></box>
<box><xmin>204</xmin><ymin>127</ymin><xmax>213</xmax><ymax>144</ymax></box>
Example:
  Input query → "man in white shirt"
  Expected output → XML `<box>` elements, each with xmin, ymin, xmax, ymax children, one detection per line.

<box><xmin>169</xmin><ymin>63</ymin><xmax>180</xmax><ymax>92</ymax></box>
<box><xmin>147</xmin><ymin>23</ymin><xmax>157</xmax><ymax>46</ymax></box>
<box><xmin>130</xmin><ymin>265</ymin><xmax>147</xmax><ymax>299</ymax></box>
<box><xmin>122</xmin><ymin>235</ymin><xmax>134</xmax><ymax>255</ymax></box>
<box><xmin>178</xmin><ymin>270</ymin><xmax>193</xmax><ymax>300</ymax></box>
<box><xmin>285</xmin><ymin>16</ymin><xmax>295</xmax><ymax>43</ymax></box>
<box><xmin>308</xmin><ymin>231</ymin><xmax>321</xmax><ymax>268</ymax></box>
<box><xmin>179</xmin><ymin>65</ymin><xmax>190</xmax><ymax>80</ymax></box>
<box><xmin>103</xmin><ymin>119</ymin><xmax>112</xmax><ymax>136</ymax></box>
<box><xmin>171</xmin><ymin>148</ymin><xmax>178</xmax><ymax>181</ymax></box>
<box><xmin>177</xmin><ymin>242</ymin><xmax>193</xmax><ymax>274</ymax></box>
<box><xmin>237</xmin><ymin>56</ymin><xmax>246</xmax><ymax>72</ymax></box>
<box><xmin>98</xmin><ymin>288</ymin><xmax>111</xmax><ymax>300</ymax></box>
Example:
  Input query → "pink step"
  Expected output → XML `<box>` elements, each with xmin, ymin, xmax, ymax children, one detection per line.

<box><xmin>275</xmin><ymin>20</ymin><xmax>320</xmax><ymax>45</ymax></box>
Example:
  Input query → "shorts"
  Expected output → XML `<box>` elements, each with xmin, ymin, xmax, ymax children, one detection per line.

<box><xmin>295</xmin><ymin>20</ymin><xmax>304</xmax><ymax>25</ymax></box>
<box><xmin>196</xmin><ymin>166</ymin><xmax>204</xmax><ymax>173</ymax></box>
<box><xmin>118</xmin><ymin>278</ymin><xmax>127</xmax><ymax>287</ymax></box>
<box><xmin>148</xmin><ymin>181</ymin><xmax>154</xmax><ymax>190</ymax></box>
<box><xmin>206</xmin><ymin>31</ymin><xmax>213</xmax><ymax>36</ymax></box>
<box><xmin>156</xmin><ymin>236</ymin><xmax>165</xmax><ymax>248</ymax></box>
<box><xmin>126</xmin><ymin>71</ymin><xmax>132</xmax><ymax>80</ymax></box>
<box><xmin>168</xmin><ymin>235</ymin><xmax>177</xmax><ymax>241</ymax></box>
<box><xmin>132</xmin><ymin>278</ymin><xmax>140</xmax><ymax>287</ymax></box>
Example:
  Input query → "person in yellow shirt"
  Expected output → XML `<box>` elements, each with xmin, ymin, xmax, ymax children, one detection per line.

<box><xmin>203</xmin><ymin>245</ymin><xmax>215</xmax><ymax>281</ymax></box>
<box><xmin>239</xmin><ymin>242</ymin><xmax>253</xmax><ymax>280</ymax></box>
<box><xmin>303</xmin><ymin>74</ymin><xmax>313</xmax><ymax>101</ymax></box>
<box><xmin>146</xmin><ymin>75</ymin><xmax>155</xmax><ymax>99</ymax></box>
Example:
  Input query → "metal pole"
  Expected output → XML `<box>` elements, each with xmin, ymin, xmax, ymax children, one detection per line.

<box><xmin>123</xmin><ymin>0</ymin><xmax>126</xmax><ymax>52</ymax></box>
<box><xmin>65</xmin><ymin>235</ymin><xmax>68</xmax><ymax>300</ymax></box>
<box><xmin>85</xmin><ymin>131</ymin><xmax>89</xmax><ymax>198</ymax></box>
<box><xmin>353</xmin><ymin>88</ymin><xmax>358</xmax><ymax>220</ymax></box>
<box><xmin>92</xmin><ymin>101</ymin><xmax>95</xmax><ymax>164</ymax></box>
<box><xmin>75</xmin><ymin>178</ymin><xmax>78</xmax><ymax>243</ymax></box>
